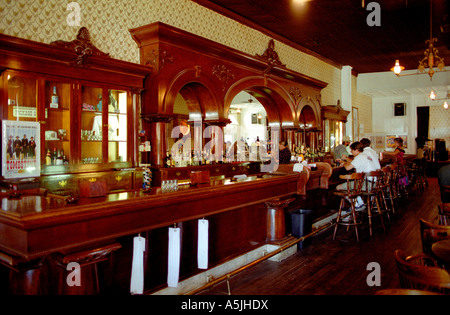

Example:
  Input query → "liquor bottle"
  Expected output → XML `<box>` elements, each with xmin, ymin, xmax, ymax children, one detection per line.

<box><xmin>164</xmin><ymin>151</ymin><xmax>170</xmax><ymax>168</ymax></box>
<box><xmin>50</xmin><ymin>86</ymin><xmax>58</xmax><ymax>108</ymax></box>
<box><xmin>46</xmin><ymin>150</ymin><xmax>52</xmax><ymax>166</ymax></box>
<box><xmin>56</xmin><ymin>149</ymin><xmax>63</xmax><ymax>165</ymax></box>
<box><xmin>53</xmin><ymin>147</ymin><xmax>57</xmax><ymax>165</ymax></box>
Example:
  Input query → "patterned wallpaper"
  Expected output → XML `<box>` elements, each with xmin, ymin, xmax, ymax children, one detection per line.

<box><xmin>429</xmin><ymin>106</ymin><xmax>450</xmax><ymax>146</ymax></box>
<box><xmin>0</xmin><ymin>0</ymin><xmax>369</xmax><ymax>126</ymax></box>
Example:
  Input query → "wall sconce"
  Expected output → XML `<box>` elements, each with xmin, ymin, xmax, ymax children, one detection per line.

<box><xmin>430</xmin><ymin>90</ymin><xmax>450</xmax><ymax>109</ymax></box>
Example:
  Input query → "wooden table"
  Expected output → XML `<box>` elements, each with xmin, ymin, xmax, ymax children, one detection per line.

<box><xmin>432</xmin><ymin>239</ymin><xmax>450</xmax><ymax>268</ymax></box>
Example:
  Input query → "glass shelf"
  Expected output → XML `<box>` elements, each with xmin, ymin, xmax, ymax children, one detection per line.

<box><xmin>44</xmin><ymin>80</ymin><xmax>71</xmax><ymax>167</ymax></box>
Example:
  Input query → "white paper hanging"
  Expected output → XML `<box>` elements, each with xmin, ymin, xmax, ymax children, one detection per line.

<box><xmin>197</xmin><ymin>219</ymin><xmax>209</xmax><ymax>270</ymax></box>
<box><xmin>130</xmin><ymin>236</ymin><xmax>146</xmax><ymax>294</ymax></box>
<box><xmin>167</xmin><ymin>227</ymin><xmax>181</xmax><ymax>287</ymax></box>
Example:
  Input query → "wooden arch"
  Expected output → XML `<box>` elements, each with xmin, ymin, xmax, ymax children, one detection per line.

<box><xmin>224</xmin><ymin>76</ymin><xmax>295</xmax><ymax>128</ymax></box>
<box><xmin>163</xmin><ymin>68</ymin><xmax>222</xmax><ymax>122</ymax></box>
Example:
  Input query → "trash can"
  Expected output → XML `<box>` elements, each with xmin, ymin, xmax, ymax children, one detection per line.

<box><xmin>290</xmin><ymin>209</ymin><xmax>312</xmax><ymax>249</ymax></box>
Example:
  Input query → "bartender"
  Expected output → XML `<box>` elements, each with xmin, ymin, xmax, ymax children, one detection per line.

<box><xmin>279</xmin><ymin>141</ymin><xmax>291</xmax><ymax>164</ymax></box>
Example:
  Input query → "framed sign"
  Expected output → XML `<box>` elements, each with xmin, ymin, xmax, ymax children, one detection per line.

<box><xmin>2</xmin><ymin>120</ymin><xmax>41</xmax><ymax>179</ymax></box>
<box><xmin>394</xmin><ymin>103</ymin><xmax>406</xmax><ymax>116</ymax></box>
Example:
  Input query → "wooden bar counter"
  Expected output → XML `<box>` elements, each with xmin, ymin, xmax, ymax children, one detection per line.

<box><xmin>0</xmin><ymin>172</ymin><xmax>299</xmax><ymax>294</ymax></box>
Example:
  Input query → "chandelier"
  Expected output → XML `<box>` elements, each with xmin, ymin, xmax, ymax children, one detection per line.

<box><xmin>391</xmin><ymin>0</ymin><xmax>446</xmax><ymax>80</ymax></box>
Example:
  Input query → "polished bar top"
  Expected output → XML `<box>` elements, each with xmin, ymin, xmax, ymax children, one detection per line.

<box><xmin>0</xmin><ymin>173</ymin><xmax>299</xmax><ymax>260</ymax></box>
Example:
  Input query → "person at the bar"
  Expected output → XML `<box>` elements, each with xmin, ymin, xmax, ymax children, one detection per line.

<box><xmin>383</xmin><ymin>137</ymin><xmax>405</xmax><ymax>163</ymax></box>
<box><xmin>339</xmin><ymin>141</ymin><xmax>378</xmax><ymax>211</ymax></box>
<box><xmin>278</xmin><ymin>141</ymin><xmax>291</xmax><ymax>164</ymax></box>
<box><xmin>334</xmin><ymin>136</ymin><xmax>351</xmax><ymax>165</ymax></box>
<box><xmin>360</xmin><ymin>137</ymin><xmax>381</xmax><ymax>170</ymax></box>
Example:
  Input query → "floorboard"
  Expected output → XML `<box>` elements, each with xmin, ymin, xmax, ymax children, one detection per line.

<box><xmin>197</xmin><ymin>177</ymin><xmax>442</xmax><ymax>295</ymax></box>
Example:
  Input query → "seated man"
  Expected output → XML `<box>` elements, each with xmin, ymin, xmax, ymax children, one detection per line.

<box><xmin>360</xmin><ymin>137</ymin><xmax>381</xmax><ymax>170</ymax></box>
<box><xmin>338</xmin><ymin>141</ymin><xmax>378</xmax><ymax>213</ymax></box>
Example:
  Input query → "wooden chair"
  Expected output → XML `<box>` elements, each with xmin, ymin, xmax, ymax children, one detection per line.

<box><xmin>394</xmin><ymin>250</ymin><xmax>450</xmax><ymax>294</ymax></box>
<box><xmin>361</xmin><ymin>170</ymin><xmax>386</xmax><ymax>236</ymax></box>
<box><xmin>333</xmin><ymin>172</ymin><xmax>365</xmax><ymax>242</ymax></box>
<box><xmin>419</xmin><ymin>219</ymin><xmax>450</xmax><ymax>268</ymax></box>
<box><xmin>438</xmin><ymin>203</ymin><xmax>450</xmax><ymax>226</ymax></box>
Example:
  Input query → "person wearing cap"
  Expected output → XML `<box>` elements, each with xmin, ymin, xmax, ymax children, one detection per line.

<box><xmin>334</xmin><ymin>136</ymin><xmax>351</xmax><ymax>166</ymax></box>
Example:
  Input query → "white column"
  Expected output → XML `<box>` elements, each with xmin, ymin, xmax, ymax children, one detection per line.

<box><xmin>341</xmin><ymin>66</ymin><xmax>353</xmax><ymax>140</ymax></box>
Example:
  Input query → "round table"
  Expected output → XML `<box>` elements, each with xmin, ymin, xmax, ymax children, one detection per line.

<box><xmin>432</xmin><ymin>239</ymin><xmax>450</xmax><ymax>267</ymax></box>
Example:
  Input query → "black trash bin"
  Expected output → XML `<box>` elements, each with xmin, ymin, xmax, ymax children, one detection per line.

<box><xmin>290</xmin><ymin>209</ymin><xmax>312</xmax><ymax>249</ymax></box>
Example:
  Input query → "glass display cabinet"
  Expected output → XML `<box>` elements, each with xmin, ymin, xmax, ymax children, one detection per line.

<box><xmin>0</xmin><ymin>28</ymin><xmax>152</xmax><ymax>192</ymax></box>
<box><xmin>321</xmin><ymin>103</ymin><xmax>350</xmax><ymax>154</ymax></box>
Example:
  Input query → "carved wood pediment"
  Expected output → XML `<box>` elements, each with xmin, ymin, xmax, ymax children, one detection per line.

<box><xmin>51</xmin><ymin>27</ymin><xmax>109</xmax><ymax>68</ymax></box>
<box><xmin>256</xmin><ymin>39</ymin><xmax>286</xmax><ymax>75</ymax></box>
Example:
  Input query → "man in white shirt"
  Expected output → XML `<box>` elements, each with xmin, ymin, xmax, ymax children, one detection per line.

<box><xmin>339</xmin><ymin>142</ymin><xmax>378</xmax><ymax>213</ymax></box>
<box><xmin>360</xmin><ymin>138</ymin><xmax>381</xmax><ymax>170</ymax></box>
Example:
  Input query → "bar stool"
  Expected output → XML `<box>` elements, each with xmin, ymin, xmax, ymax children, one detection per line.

<box><xmin>399</xmin><ymin>161</ymin><xmax>411</xmax><ymax>197</ymax></box>
<box><xmin>381</xmin><ymin>166</ymin><xmax>396</xmax><ymax>216</ymax></box>
<box><xmin>361</xmin><ymin>170</ymin><xmax>386</xmax><ymax>236</ymax></box>
<box><xmin>333</xmin><ymin>172</ymin><xmax>365</xmax><ymax>242</ymax></box>
<box><xmin>390</xmin><ymin>163</ymin><xmax>401</xmax><ymax>198</ymax></box>
<box><xmin>49</xmin><ymin>242</ymin><xmax>121</xmax><ymax>295</ymax></box>
<box><xmin>0</xmin><ymin>251</ymin><xmax>45</xmax><ymax>295</ymax></box>
<box><xmin>409</xmin><ymin>159</ymin><xmax>428</xmax><ymax>194</ymax></box>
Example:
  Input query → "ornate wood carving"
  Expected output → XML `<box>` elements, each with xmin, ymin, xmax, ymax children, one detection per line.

<box><xmin>289</xmin><ymin>86</ymin><xmax>302</xmax><ymax>110</ymax></box>
<box><xmin>256</xmin><ymin>39</ymin><xmax>286</xmax><ymax>75</ymax></box>
<box><xmin>51</xmin><ymin>27</ymin><xmax>109</xmax><ymax>68</ymax></box>
<box><xmin>212</xmin><ymin>64</ymin><xmax>235</xmax><ymax>91</ymax></box>
<box><xmin>144</xmin><ymin>49</ymin><xmax>174</xmax><ymax>72</ymax></box>
<box><xmin>141</xmin><ymin>113</ymin><xmax>177</xmax><ymax>123</ymax></box>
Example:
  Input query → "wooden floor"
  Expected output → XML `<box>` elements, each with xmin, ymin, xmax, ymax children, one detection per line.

<box><xmin>197</xmin><ymin>177</ymin><xmax>441</xmax><ymax>295</ymax></box>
